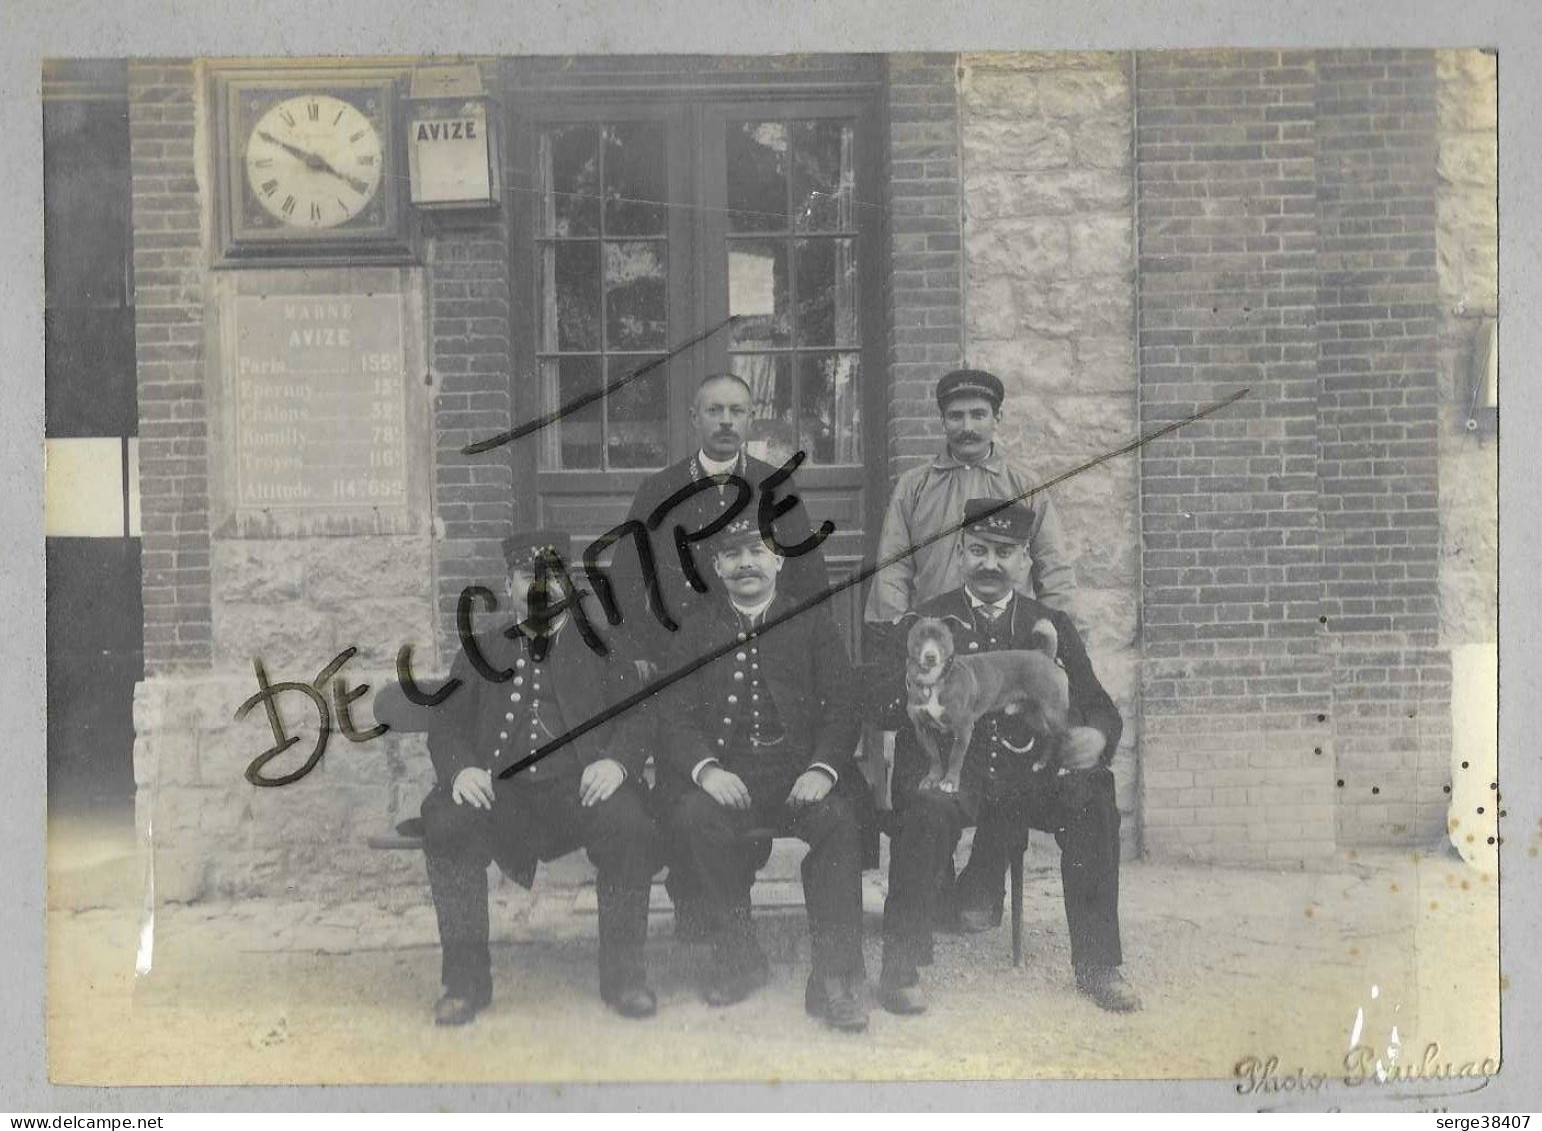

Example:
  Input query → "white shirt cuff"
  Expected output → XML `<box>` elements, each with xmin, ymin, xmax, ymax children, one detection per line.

<box><xmin>691</xmin><ymin>758</ymin><xmax>720</xmax><ymax>785</ymax></box>
<box><xmin>809</xmin><ymin>762</ymin><xmax>839</xmax><ymax>785</ymax></box>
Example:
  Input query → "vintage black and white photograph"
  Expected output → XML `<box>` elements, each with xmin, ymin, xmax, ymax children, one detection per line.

<box><xmin>39</xmin><ymin>43</ymin><xmax>1501</xmax><ymax>1088</ymax></box>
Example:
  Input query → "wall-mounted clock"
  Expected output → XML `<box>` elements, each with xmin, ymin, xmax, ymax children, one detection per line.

<box><xmin>215</xmin><ymin>71</ymin><xmax>413</xmax><ymax>264</ymax></box>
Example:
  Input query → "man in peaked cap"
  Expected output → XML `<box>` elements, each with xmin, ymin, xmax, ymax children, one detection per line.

<box><xmin>863</xmin><ymin>368</ymin><xmax>1075</xmax><ymax>627</ymax></box>
<box><xmin>419</xmin><ymin>527</ymin><xmax>659</xmax><ymax>1026</ymax></box>
<box><xmin>876</xmin><ymin>498</ymin><xmax>1139</xmax><ymax>1016</ymax></box>
<box><xmin>647</xmin><ymin>514</ymin><xmax>869</xmax><ymax>1031</ymax></box>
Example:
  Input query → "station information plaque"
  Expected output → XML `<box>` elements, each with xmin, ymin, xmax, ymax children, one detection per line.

<box><xmin>231</xmin><ymin>292</ymin><xmax>408</xmax><ymax>512</ymax></box>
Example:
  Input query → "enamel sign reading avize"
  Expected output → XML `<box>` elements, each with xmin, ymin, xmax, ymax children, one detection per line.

<box><xmin>407</xmin><ymin>107</ymin><xmax>494</xmax><ymax>206</ymax></box>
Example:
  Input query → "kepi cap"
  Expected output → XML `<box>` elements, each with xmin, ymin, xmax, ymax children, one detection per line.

<box><xmin>961</xmin><ymin>496</ymin><xmax>1035</xmax><ymax>545</ymax></box>
<box><xmin>502</xmin><ymin>527</ymin><xmax>568</xmax><ymax>571</ymax></box>
<box><xmin>935</xmin><ymin>368</ymin><xmax>1005</xmax><ymax>412</ymax></box>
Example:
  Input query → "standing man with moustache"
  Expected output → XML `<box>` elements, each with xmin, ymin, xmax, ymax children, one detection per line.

<box><xmin>614</xmin><ymin>372</ymin><xmax>832</xmax><ymax>666</ymax></box>
<box><xmin>863</xmin><ymin>368</ymin><xmax>1076</xmax><ymax>629</ymax></box>
<box><xmin>649</xmin><ymin>516</ymin><xmax>868</xmax><ymax>1031</ymax></box>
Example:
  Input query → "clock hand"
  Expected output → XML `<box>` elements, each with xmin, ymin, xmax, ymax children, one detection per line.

<box><xmin>310</xmin><ymin>154</ymin><xmax>373</xmax><ymax>196</ymax></box>
<box><xmin>258</xmin><ymin>130</ymin><xmax>328</xmax><ymax>170</ymax></box>
<box><xmin>257</xmin><ymin>130</ymin><xmax>372</xmax><ymax>195</ymax></box>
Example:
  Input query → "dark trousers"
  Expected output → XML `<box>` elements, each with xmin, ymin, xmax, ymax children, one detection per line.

<box><xmin>422</xmin><ymin>779</ymin><xmax>658</xmax><ymax>1002</ymax></box>
<box><xmin>665</xmin><ymin>767</ymin><xmax>866</xmax><ymax>980</ymax></box>
<box><xmin>882</xmin><ymin>765</ymin><xmax>1123</xmax><ymax>983</ymax></box>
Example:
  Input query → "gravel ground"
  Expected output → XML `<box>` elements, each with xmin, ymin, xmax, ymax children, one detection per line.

<box><xmin>46</xmin><ymin>815</ymin><xmax>1500</xmax><ymax>1088</ymax></box>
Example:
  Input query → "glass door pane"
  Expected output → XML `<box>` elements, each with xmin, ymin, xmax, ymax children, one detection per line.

<box><xmin>534</xmin><ymin>119</ymin><xmax>672</xmax><ymax>472</ymax></box>
<box><xmin>723</xmin><ymin>114</ymin><xmax>862</xmax><ymax>467</ymax></box>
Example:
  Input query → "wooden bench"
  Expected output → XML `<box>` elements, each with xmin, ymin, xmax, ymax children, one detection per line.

<box><xmin>369</xmin><ymin>677</ymin><xmax>1030</xmax><ymax>966</ymax></box>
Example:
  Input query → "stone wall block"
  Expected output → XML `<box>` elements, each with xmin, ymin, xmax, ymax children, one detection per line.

<box><xmin>1038</xmin><ymin>69</ymin><xmax>1130</xmax><ymax>119</ymax></box>
<box><xmin>961</xmin><ymin>119</ymin><xmax>1072</xmax><ymax>173</ymax></box>
<box><xmin>965</xmin><ymin>217</ymin><xmax>1070</xmax><ymax>280</ymax></box>
<box><xmin>1070</xmin><ymin>214</ymin><xmax>1135</xmax><ymax>280</ymax></box>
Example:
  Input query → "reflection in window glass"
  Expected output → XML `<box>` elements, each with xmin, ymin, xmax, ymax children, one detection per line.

<box><xmin>540</xmin><ymin>242</ymin><xmax>600</xmax><ymax>352</ymax></box>
<box><xmin>791</xmin><ymin>120</ymin><xmax>854</xmax><ymax>233</ymax></box>
<box><xmin>538</xmin><ymin>126</ymin><xmax>599</xmax><ymax>238</ymax></box>
<box><xmin>536</xmin><ymin>121</ymin><xmax>670</xmax><ymax>470</ymax></box>
<box><xmin>728</xmin><ymin>241</ymin><xmax>790</xmax><ymax>348</ymax></box>
<box><xmin>604</xmin><ymin>122</ymin><xmax>668</xmax><ymax>236</ymax></box>
<box><xmin>541</xmin><ymin>357</ymin><xmax>603</xmax><ymax>470</ymax></box>
<box><xmin>730</xmin><ymin>354</ymin><xmax>796</xmax><ymax>468</ymax></box>
<box><xmin>728</xmin><ymin>121</ymin><xmax>788</xmax><ymax>232</ymax></box>
<box><xmin>795</xmin><ymin>238</ymin><xmax>859</xmax><ymax>348</ymax></box>
<box><xmin>725</xmin><ymin>117</ymin><xmax>862</xmax><ymax>465</ymax></box>
<box><xmin>798</xmin><ymin>353</ymin><xmax>862</xmax><ymax>464</ymax></box>
<box><xmin>606</xmin><ymin>356</ymin><xmax>668</xmax><ymax>468</ymax></box>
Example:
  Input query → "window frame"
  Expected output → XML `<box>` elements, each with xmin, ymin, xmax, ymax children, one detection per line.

<box><xmin>506</xmin><ymin>82</ymin><xmax>887</xmax><ymax>559</ymax></box>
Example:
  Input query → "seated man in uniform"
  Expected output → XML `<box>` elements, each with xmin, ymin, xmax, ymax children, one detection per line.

<box><xmin>879</xmin><ymin>498</ymin><xmax>1140</xmax><ymax>1015</ymax></box>
<box><xmin>421</xmin><ymin>527</ymin><xmax>659</xmax><ymax>1026</ymax></box>
<box><xmin>652</xmin><ymin>516</ymin><xmax>869</xmax><ymax>1031</ymax></box>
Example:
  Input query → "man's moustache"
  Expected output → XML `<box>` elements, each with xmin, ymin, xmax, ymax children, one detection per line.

<box><xmin>955</xmin><ymin>433</ymin><xmax>982</xmax><ymax>443</ymax></box>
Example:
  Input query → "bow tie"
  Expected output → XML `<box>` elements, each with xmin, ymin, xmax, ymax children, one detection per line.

<box><xmin>977</xmin><ymin>604</ymin><xmax>1004</xmax><ymax>623</ymax></box>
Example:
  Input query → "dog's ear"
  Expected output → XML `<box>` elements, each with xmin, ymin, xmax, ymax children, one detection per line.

<box><xmin>1029</xmin><ymin>618</ymin><xmax>1059</xmax><ymax>660</ymax></box>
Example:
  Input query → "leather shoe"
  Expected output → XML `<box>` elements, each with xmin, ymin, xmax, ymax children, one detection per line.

<box><xmin>432</xmin><ymin>992</ymin><xmax>489</xmax><ymax>1027</ymax></box>
<box><xmin>878</xmin><ymin>980</ymin><xmax>927</xmax><ymax>1015</ymax></box>
<box><xmin>603</xmin><ymin>985</ymin><xmax>658</xmax><ymax>1019</ymax></box>
<box><xmin>703</xmin><ymin>950</ymin><xmax>770</xmax><ymax>1007</ymax></box>
<box><xmin>805</xmin><ymin>974</ymin><xmax>869</xmax><ymax>1032</ymax></box>
<box><xmin>1075</xmin><ymin>966</ymin><xmax>1141</xmax><ymax>1013</ymax></box>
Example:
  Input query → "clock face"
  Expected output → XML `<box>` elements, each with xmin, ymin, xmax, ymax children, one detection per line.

<box><xmin>243</xmin><ymin>93</ymin><xmax>385</xmax><ymax>230</ymax></box>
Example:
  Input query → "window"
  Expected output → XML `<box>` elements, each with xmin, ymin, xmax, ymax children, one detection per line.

<box><xmin>725</xmin><ymin>119</ymin><xmax>863</xmax><ymax>467</ymax></box>
<box><xmin>535</xmin><ymin>121</ymin><xmax>671</xmax><ymax>471</ymax></box>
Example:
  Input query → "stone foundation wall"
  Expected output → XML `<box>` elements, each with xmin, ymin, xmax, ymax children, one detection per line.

<box><xmin>134</xmin><ymin>674</ymin><xmax>434</xmax><ymax>902</ymax></box>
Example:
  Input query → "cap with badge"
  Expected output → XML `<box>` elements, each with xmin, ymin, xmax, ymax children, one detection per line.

<box><xmin>502</xmin><ymin>527</ymin><xmax>568</xmax><ymax>571</ymax></box>
<box><xmin>935</xmin><ymin>368</ymin><xmax>1005</xmax><ymax>412</ymax></box>
<box><xmin>713</xmin><ymin>514</ymin><xmax>779</xmax><ymax>554</ymax></box>
<box><xmin>961</xmin><ymin>496</ymin><xmax>1036</xmax><ymax>545</ymax></box>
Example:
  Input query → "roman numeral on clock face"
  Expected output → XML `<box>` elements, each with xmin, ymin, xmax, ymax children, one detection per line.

<box><xmin>307</xmin><ymin>102</ymin><xmax>320</xmax><ymax>121</ymax></box>
<box><xmin>310</xmin><ymin>202</ymin><xmax>322</xmax><ymax>221</ymax></box>
<box><xmin>282</xmin><ymin>195</ymin><xmax>296</xmax><ymax>215</ymax></box>
<box><xmin>261</xmin><ymin>178</ymin><xmax>278</xmax><ymax>196</ymax></box>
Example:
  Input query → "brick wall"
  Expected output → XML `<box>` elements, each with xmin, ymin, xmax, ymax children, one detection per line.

<box><xmin>129</xmin><ymin>61</ymin><xmax>211</xmax><ymax>674</ymax></box>
<box><xmin>884</xmin><ymin>54</ymin><xmax>965</xmax><ymax>476</ymax></box>
<box><xmin>1136</xmin><ymin>50</ymin><xmax>1336</xmax><ymax>864</ymax></box>
<box><xmin>1134</xmin><ymin>49</ymin><xmax>1453</xmax><ymax>862</ymax></box>
<box><xmin>958</xmin><ymin>51</ymin><xmax>1141</xmax><ymax>857</ymax></box>
<box><xmin>426</xmin><ymin>73</ymin><xmax>515</xmax><ymax>662</ymax></box>
<box><xmin>1314</xmin><ymin>50</ymin><xmax>1449</xmax><ymax>846</ymax></box>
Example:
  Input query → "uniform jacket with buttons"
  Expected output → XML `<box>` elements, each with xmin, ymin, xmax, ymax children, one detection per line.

<box><xmin>883</xmin><ymin>587</ymin><xmax>1122</xmax><ymax>798</ymax></box>
<box><xmin>610</xmin><ymin>451</ymin><xmax>831</xmax><ymax>661</ymax></box>
<box><xmin>650</xmin><ymin>588</ymin><xmax>860</xmax><ymax>800</ymax></box>
<box><xmin>426</xmin><ymin>623</ymin><xmax>646</xmax><ymax>791</ymax></box>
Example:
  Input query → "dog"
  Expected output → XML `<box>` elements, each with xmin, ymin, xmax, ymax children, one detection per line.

<box><xmin>904</xmin><ymin>615</ymin><xmax>1070</xmax><ymax>793</ymax></box>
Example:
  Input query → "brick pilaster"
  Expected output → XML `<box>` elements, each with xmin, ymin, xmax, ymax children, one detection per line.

<box><xmin>1315</xmin><ymin>50</ymin><xmax>1450</xmax><ymax>845</ymax></box>
<box><xmin>884</xmin><ymin>54</ymin><xmax>964</xmax><ymax>478</ymax></box>
<box><xmin>129</xmin><ymin>60</ymin><xmax>211</xmax><ymax>674</ymax></box>
<box><xmin>1136</xmin><ymin>50</ymin><xmax>1335</xmax><ymax>864</ymax></box>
